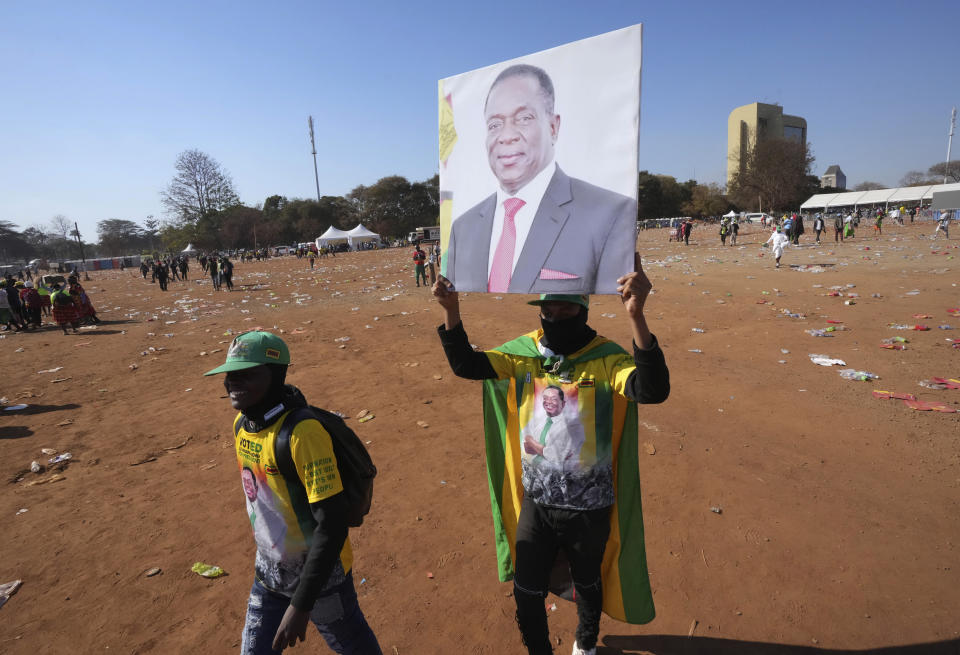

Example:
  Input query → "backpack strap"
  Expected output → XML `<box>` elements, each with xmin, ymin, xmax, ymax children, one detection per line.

<box><xmin>274</xmin><ymin>406</ymin><xmax>321</xmax><ymax>541</ymax></box>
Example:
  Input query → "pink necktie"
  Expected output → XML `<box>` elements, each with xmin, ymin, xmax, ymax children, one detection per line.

<box><xmin>487</xmin><ymin>198</ymin><xmax>525</xmax><ymax>292</ymax></box>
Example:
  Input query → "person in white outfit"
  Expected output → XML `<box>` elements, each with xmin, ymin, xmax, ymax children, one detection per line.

<box><xmin>934</xmin><ymin>212</ymin><xmax>951</xmax><ymax>239</ymax></box>
<box><xmin>766</xmin><ymin>228</ymin><xmax>790</xmax><ymax>268</ymax></box>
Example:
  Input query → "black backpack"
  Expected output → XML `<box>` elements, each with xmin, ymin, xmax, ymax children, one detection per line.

<box><xmin>238</xmin><ymin>406</ymin><xmax>376</xmax><ymax>527</ymax></box>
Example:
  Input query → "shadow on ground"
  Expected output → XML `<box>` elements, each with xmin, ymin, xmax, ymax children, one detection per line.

<box><xmin>603</xmin><ymin>635</ymin><xmax>960</xmax><ymax>655</ymax></box>
<box><xmin>2</xmin><ymin>403</ymin><xmax>80</xmax><ymax>417</ymax></box>
<box><xmin>0</xmin><ymin>426</ymin><xmax>34</xmax><ymax>440</ymax></box>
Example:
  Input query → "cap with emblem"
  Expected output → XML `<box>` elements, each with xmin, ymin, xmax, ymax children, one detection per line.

<box><xmin>203</xmin><ymin>331</ymin><xmax>290</xmax><ymax>376</ymax></box>
<box><xmin>526</xmin><ymin>294</ymin><xmax>589</xmax><ymax>309</ymax></box>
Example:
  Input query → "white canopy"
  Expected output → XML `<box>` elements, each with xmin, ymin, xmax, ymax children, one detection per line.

<box><xmin>723</xmin><ymin>210</ymin><xmax>737</xmax><ymax>218</ymax></box>
<box><xmin>316</xmin><ymin>226</ymin><xmax>350</xmax><ymax>246</ymax></box>
<box><xmin>801</xmin><ymin>182</ymin><xmax>960</xmax><ymax>210</ymax></box>
<box><xmin>182</xmin><ymin>243</ymin><xmax>198</xmax><ymax>253</ymax></box>
<box><xmin>346</xmin><ymin>224</ymin><xmax>379</xmax><ymax>239</ymax></box>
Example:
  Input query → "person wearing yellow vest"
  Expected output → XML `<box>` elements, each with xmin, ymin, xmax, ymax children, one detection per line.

<box><xmin>204</xmin><ymin>332</ymin><xmax>382</xmax><ymax>655</ymax></box>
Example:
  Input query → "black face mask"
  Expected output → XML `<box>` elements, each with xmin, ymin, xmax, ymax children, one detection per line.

<box><xmin>539</xmin><ymin>307</ymin><xmax>595</xmax><ymax>356</ymax></box>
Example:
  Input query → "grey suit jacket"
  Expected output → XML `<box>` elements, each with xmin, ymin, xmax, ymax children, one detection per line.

<box><xmin>443</xmin><ymin>166</ymin><xmax>636</xmax><ymax>295</ymax></box>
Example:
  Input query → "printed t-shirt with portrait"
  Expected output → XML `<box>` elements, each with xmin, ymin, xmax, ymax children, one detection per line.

<box><xmin>235</xmin><ymin>412</ymin><xmax>353</xmax><ymax>596</ymax></box>
<box><xmin>485</xmin><ymin>334</ymin><xmax>638</xmax><ymax>510</ymax></box>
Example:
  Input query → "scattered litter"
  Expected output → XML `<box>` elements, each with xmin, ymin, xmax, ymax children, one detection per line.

<box><xmin>809</xmin><ymin>354</ymin><xmax>846</xmax><ymax>367</ymax></box>
<box><xmin>356</xmin><ymin>409</ymin><xmax>370</xmax><ymax>419</ymax></box>
<box><xmin>872</xmin><ymin>391</ymin><xmax>917</xmax><ymax>401</ymax></box>
<box><xmin>416</xmin><ymin>421</ymin><xmax>430</xmax><ymax>428</ymax></box>
<box><xmin>912</xmin><ymin>325</ymin><xmax>930</xmax><ymax>331</ymax></box>
<box><xmin>27</xmin><ymin>473</ymin><xmax>64</xmax><ymax>486</ymax></box>
<box><xmin>4</xmin><ymin>404</ymin><xmax>28</xmax><ymax>412</ymax></box>
<box><xmin>51</xmin><ymin>377</ymin><xmax>72</xmax><ymax>383</ymax></box>
<box><xmin>358</xmin><ymin>414</ymin><xmax>375</xmax><ymax>424</ymax></box>
<box><xmin>643</xmin><ymin>442</ymin><xmax>656</xmax><ymax>455</ymax></box>
<box><xmin>145</xmin><ymin>568</ymin><xmax>162</xmax><ymax>577</ymax></box>
<box><xmin>426</xmin><ymin>572</ymin><xmax>434</xmax><ymax>579</ymax></box>
<box><xmin>688</xmin><ymin>349</ymin><xmax>702</xmax><ymax>354</ymax></box>
<box><xmin>191</xmin><ymin>562</ymin><xmax>226</xmax><ymax>578</ymax></box>
<box><xmin>805</xmin><ymin>329</ymin><xmax>834</xmax><ymax>338</ymax></box>
<box><xmin>903</xmin><ymin>400</ymin><xmax>956</xmax><ymax>413</ymax></box>
<box><xmin>48</xmin><ymin>453</ymin><xmax>72</xmax><ymax>464</ymax></box>
<box><xmin>37</xmin><ymin>367</ymin><xmax>63</xmax><ymax>374</ymax></box>
<box><xmin>780</xmin><ymin>349</ymin><xmax>790</xmax><ymax>354</ymax></box>
<box><xmin>839</xmin><ymin>369</ymin><xmax>879</xmax><ymax>381</ymax></box>
<box><xmin>0</xmin><ymin>580</ymin><xmax>23</xmax><ymax>610</ymax></box>
<box><xmin>710</xmin><ymin>507</ymin><xmax>723</xmax><ymax>514</ymax></box>
<box><xmin>691</xmin><ymin>328</ymin><xmax>705</xmax><ymax>333</ymax></box>
<box><xmin>918</xmin><ymin>380</ymin><xmax>947</xmax><ymax>390</ymax></box>
<box><xmin>16</xmin><ymin>508</ymin><xmax>28</xmax><ymax>516</ymax></box>
<box><xmin>30</xmin><ymin>461</ymin><xmax>41</xmax><ymax>473</ymax></box>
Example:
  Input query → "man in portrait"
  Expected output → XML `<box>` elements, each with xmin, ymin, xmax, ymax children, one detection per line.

<box><xmin>444</xmin><ymin>63</ymin><xmax>636</xmax><ymax>295</ymax></box>
<box><xmin>522</xmin><ymin>385</ymin><xmax>585</xmax><ymax>472</ymax></box>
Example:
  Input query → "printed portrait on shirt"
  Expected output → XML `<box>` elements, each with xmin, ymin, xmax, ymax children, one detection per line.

<box><xmin>519</xmin><ymin>379</ymin><xmax>614</xmax><ymax>509</ymax></box>
<box><xmin>438</xmin><ymin>25</ymin><xmax>641</xmax><ymax>295</ymax></box>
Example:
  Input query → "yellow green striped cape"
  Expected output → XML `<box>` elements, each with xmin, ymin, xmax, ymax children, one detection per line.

<box><xmin>481</xmin><ymin>330</ymin><xmax>654</xmax><ymax>624</ymax></box>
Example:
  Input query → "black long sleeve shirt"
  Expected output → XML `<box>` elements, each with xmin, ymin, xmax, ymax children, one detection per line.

<box><xmin>437</xmin><ymin>321</ymin><xmax>669</xmax><ymax>404</ymax></box>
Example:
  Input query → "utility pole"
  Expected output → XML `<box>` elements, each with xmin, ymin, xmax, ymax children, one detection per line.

<box><xmin>308</xmin><ymin>116</ymin><xmax>321</xmax><ymax>203</ymax></box>
<box><xmin>73</xmin><ymin>221</ymin><xmax>90</xmax><ymax>280</ymax></box>
<box><xmin>946</xmin><ymin>107</ymin><xmax>956</xmax><ymax>184</ymax></box>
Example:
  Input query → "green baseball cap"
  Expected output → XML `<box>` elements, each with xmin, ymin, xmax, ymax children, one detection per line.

<box><xmin>203</xmin><ymin>331</ymin><xmax>290</xmax><ymax>376</ymax></box>
<box><xmin>527</xmin><ymin>294</ymin><xmax>589</xmax><ymax>309</ymax></box>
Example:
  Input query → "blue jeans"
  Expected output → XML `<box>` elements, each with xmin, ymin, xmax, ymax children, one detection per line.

<box><xmin>241</xmin><ymin>573</ymin><xmax>382</xmax><ymax>655</ymax></box>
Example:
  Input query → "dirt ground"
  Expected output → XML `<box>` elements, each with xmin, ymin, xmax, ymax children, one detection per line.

<box><xmin>1</xmin><ymin>220</ymin><xmax>959</xmax><ymax>655</ymax></box>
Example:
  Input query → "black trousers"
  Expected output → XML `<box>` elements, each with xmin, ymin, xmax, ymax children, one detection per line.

<box><xmin>513</xmin><ymin>497</ymin><xmax>611</xmax><ymax>654</ymax></box>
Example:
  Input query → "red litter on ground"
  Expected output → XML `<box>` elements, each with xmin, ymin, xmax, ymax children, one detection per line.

<box><xmin>903</xmin><ymin>400</ymin><xmax>957</xmax><ymax>413</ymax></box>
<box><xmin>872</xmin><ymin>391</ymin><xmax>917</xmax><ymax>401</ymax></box>
<box><xmin>826</xmin><ymin>320</ymin><xmax>843</xmax><ymax>324</ymax></box>
<box><xmin>426</xmin><ymin>572</ymin><xmax>434</xmax><ymax>579</ymax></box>
<box><xmin>912</xmin><ymin>325</ymin><xmax>930</xmax><ymax>331</ymax></box>
<box><xmin>931</xmin><ymin>378</ymin><xmax>960</xmax><ymax>390</ymax></box>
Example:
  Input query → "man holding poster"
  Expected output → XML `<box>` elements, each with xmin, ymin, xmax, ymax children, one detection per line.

<box><xmin>443</xmin><ymin>63</ymin><xmax>636</xmax><ymax>295</ymax></box>
<box><xmin>434</xmin><ymin>252</ymin><xmax>669</xmax><ymax>655</ymax></box>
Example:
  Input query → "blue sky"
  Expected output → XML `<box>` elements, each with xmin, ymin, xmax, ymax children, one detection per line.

<box><xmin>1</xmin><ymin>0</ymin><xmax>957</xmax><ymax>239</ymax></box>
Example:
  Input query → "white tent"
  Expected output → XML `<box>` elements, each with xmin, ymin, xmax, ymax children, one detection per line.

<box><xmin>315</xmin><ymin>226</ymin><xmax>350</xmax><ymax>249</ymax></box>
<box><xmin>801</xmin><ymin>182</ymin><xmax>960</xmax><ymax>211</ymax></box>
<box><xmin>722</xmin><ymin>210</ymin><xmax>737</xmax><ymax>218</ymax></box>
<box><xmin>182</xmin><ymin>243</ymin><xmax>198</xmax><ymax>253</ymax></box>
<box><xmin>345</xmin><ymin>224</ymin><xmax>379</xmax><ymax>248</ymax></box>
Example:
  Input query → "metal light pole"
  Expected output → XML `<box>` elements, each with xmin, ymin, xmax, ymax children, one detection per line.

<box><xmin>308</xmin><ymin>116</ymin><xmax>321</xmax><ymax>203</ymax></box>
<box><xmin>73</xmin><ymin>221</ymin><xmax>90</xmax><ymax>280</ymax></box>
<box><xmin>946</xmin><ymin>107</ymin><xmax>956</xmax><ymax>184</ymax></box>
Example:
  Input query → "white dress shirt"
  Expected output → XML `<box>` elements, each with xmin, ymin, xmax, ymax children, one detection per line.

<box><xmin>487</xmin><ymin>161</ymin><xmax>557</xmax><ymax>278</ymax></box>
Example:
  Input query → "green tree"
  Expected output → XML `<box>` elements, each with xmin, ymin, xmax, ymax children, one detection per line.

<box><xmin>925</xmin><ymin>161</ymin><xmax>959</xmax><ymax>184</ymax></box>
<box><xmin>97</xmin><ymin>219</ymin><xmax>145</xmax><ymax>255</ymax></box>
<box><xmin>682</xmin><ymin>183</ymin><xmax>732</xmax><ymax>218</ymax></box>
<box><xmin>728</xmin><ymin>138</ymin><xmax>815</xmax><ymax>212</ymax></box>
<box><xmin>160</xmin><ymin>149</ymin><xmax>239</xmax><ymax>223</ymax></box>
<box><xmin>0</xmin><ymin>220</ymin><xmax>36</xmax><ymax>263</ymax></box>
<box><xmin>852</xmin><ymin>181</ymin><xmax>886</xmax><ymax>191</ymax></box>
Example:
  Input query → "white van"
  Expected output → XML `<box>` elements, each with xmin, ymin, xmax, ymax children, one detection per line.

<box><xmin>742</xmin><ymin>213</ymin><xmax>773</xmax><ymax>224</ymax></box>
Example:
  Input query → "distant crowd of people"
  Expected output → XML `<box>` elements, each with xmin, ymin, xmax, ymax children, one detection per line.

<box><xmin>0</xmin><ymin>271</ymin><xmax>100</xmax><ymax>335</ymax></box>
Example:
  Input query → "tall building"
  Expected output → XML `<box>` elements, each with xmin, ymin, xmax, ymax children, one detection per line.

<box><xmin>727</xmin><ymin>102</ymin><xmax>807</xmax><ymax>186</ymax></box>
<box><xmin>820</xmin><ymin>165</ymin><xmax>846</xmax><ymax>189</ymax></box>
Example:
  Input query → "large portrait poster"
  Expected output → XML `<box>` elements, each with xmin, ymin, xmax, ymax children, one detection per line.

<box><xmin>438</xmin><ymin>24</ymin><xmax>641</xmax><ymax>295</ymax></box>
